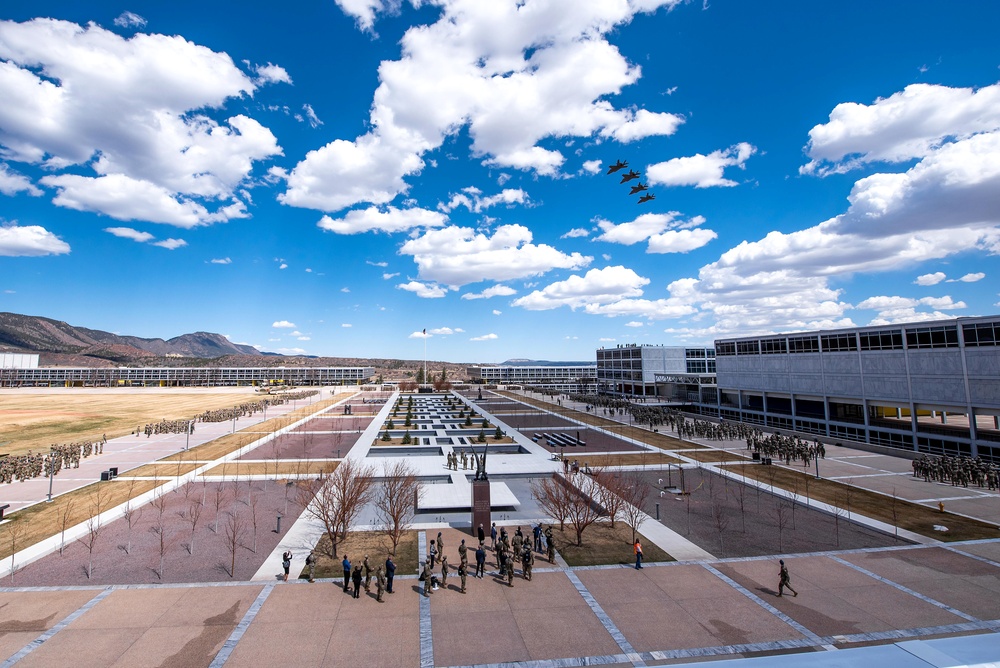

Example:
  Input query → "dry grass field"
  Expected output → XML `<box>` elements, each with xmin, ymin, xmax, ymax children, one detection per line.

<box><xmin>202</xmin><ymin>460</ymin><xmax>340</xmax><ymax>478</ymax></box>
<box><xmin>0</xmin><ymin>390</ymin><xmax>265</xmax><ymax>456</ymax></box>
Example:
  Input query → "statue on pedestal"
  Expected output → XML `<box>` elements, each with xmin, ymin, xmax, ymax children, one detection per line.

<box><xmin>472</xmin><ymin>444</ymin><xmax>488</xmax><ymax>481</ymax></box>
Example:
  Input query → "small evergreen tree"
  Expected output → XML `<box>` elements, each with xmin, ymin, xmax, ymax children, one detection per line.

<box><xmin>494</xmin><ymin>426</ymin><xmax>503</xmax><ymax>440</ymax></box>
<box><xmin>482</xmin><ymin>418</ymin><xmax>490</xmax><ymax>428</ymax></box>
<box><xmin>477</xmin><ymin>430</ymin><xmax>486</xmax><ymax>443</ymax></box>
<box><xmin>387</xmin><ymin>419</ymin><xmax>395</xmax><ymax>429</ymax></box>
<box><xmin>465</xmin><ymin>415</ymin><xmax>473</xmax><ymax>427</ymax></box>
<box><xmin>402</xmin><ymin>430</ymin><xmax>412</xmax><ymax>445</ymax></box>
<box><xmin>381</xmin><ymin>430</ymin><xmax>391</xmax><ymax>442</ymax></box>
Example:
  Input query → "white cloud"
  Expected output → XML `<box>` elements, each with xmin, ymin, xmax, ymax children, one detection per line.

<box><xmin>275</xmin><ymin>347</ymin><xmax>307</xmax><ymax>355</ymax></box>
<box><xmin>280</xmin><ymin>0</ymin><xmax>685</xmax><ymax>212</ymax></box>
<box><xmin>105</xmin><ymin>227</ymin><xmax>154</xmax><ymax>243</ymax></box>
<box><xmin>470</xmin><ymin>333</ymin><xmax>498</xmax><ymax>341</ymax></box>
<box><xmin>429</xmin><ymin>327</ymin><xmax>455</xmax><ymax>335</ymax></box>
<box><xmin>596</xmin><ymin>213</ymin><xmax>679</xmax><ymax>245</ymax></box>
<box><xmin>595</xmin><ymin>212</ymin><xmax>716</xmax><ymax>253</ymax></box>
<box><xmin>0</xmin><ymin>19</ymin><xmax>283</xmax><ymax>226</ymax></box>
<box><xmin>272</xmin><ymin>320</ymin><xmax>296</xmax><ymax>328</ymax></box>
<box><xmin>409</xmin><ymin>330</ymin><xmax>430</xmax><ymax>339</ymax></box>
<box><xmin>152</xmin><ymin>238</ymin><xmax>187</xmax><ymax>250</ymax></box>
<box><xmin>318</xmin><ymin>206</ymin><xmax>447</xmax><ymax>234</ymax></box>
<box><xmin>512</xmin><ymin>265</ymin><xmax>648</xmax><ymax>311</ymax></box>
<box><xmin>397</xmin><ymin>280</ymin><xmax>448</xmax><ymax>298</ymax></box>
<box><xmin>439</xmin><ymin>188</ymin><xmax>529</xmax><ymax>214</ymax></box>
<box><xmin>341</xmin><ymin>287</ymin><xmax>351</xmax><ymax>293</ymax></box>
<box><xmin>561</xmin><ymin>228</ymin><xmax>590</xmax><ymax>239</ymax></box>
<box><xmin>290</xmin><ymin>331</ymin><xmax>303</xmax><ymax>337</ymax></box>
<box><xmin>581</xmin><ymin>160</ymin><xmax>601</xmax><ymax>174</ymax></box>
<box><xmin>382</xmin><ymin>272</ymin><xmax>399</xmax><ymax>280</ymax></box>
<box><xmin>302</xmin><ymin>104</ymin><xmax>323</xmax><ymax>128</ymax></box>
<box><xmin>334</xmin><ymin>0</ymin><xmax>400</xmax><ymax>32</ymax></box>
<box><xmin>646</xmin><ymin>143</ymin><xmax>756</xmax><ymax>188</ymax></box>
<box><xmin>953</xmin><ymin>272</ymin><xmax>985</xmax><ymax>283</ymax></box>
<box><xmin>400</xmin><ymin>224</ymin><xmax>591</xmax><ymax>287</ymax></box>
<box><xmin>461</xmin><ymin>284</ymin><xmax>517</xmax><ymax>300</ymax></box>
<box><xmin>297</xmin><ymin>336</ymin><xmax>311</xmax><ymax>341</ymax></box>
<box><xmin>254</xmin><ymin>63</ymin><xmax>292</xmax><ymax>85</ymax></box>
<box><xmin>211</xmin><ymin>257</ymin><xmax>232</xmax><ymax>264</ymax></box>
<box><xmin>0</xmin><ymin>223</ymin><xmax>70</xmax><ymax>256</ymax></box>
<box><xmin>625</xmin><ymin>321</ymin><xmax>644</xmax><ymax>327</ymax></box>
<box><xmin>801</xmin><ymin>82</ymin><xmax>1000</xmax><ymax>176</ymax></box>
<box><xmin>279</xmin><ymin>263</ymin><xmax>288</xmax><ymax>270</ymax></box>
<box><xmin>0</xmin><ymin>163</ymin><xmax>41</xmax><ymax>196</ymax></box>
<box><xmin>342</xmin><ymin>323</ymin><xmax>352</xmax><ymax>328</ymax></box>
<box><xmin>113</xmin><ymin>12</ymin><xmax>146</xmax><ymax>28</ymax></box>
<box><xmin>492</xmin><ymin>309</ymin><xmax>502</xmax><ymax>315</ymax></box>
<box><xmin>599</xmin><ymin>337</ymin><xmax>615</xmax><ymax>342</ymax></box>
<box><xmin>647</xmin><ymin>228</ymin><xmax>718</xmax><ymax>254</ymax></box>
<box><xmin>915</xmin><ymin>272</ymin><xmax>946</xmax><ymax>286</ymax></box>
<box><xmin>367</xmin><ymin>260</ymin><xmax>389</xmax><ymax>267</ymax></box>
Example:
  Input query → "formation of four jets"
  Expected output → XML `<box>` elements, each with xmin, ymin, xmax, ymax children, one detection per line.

<box><xmin>607</xmin><ymin>160</ymin><xmax>655</xmax><ymax>203</ymax></box>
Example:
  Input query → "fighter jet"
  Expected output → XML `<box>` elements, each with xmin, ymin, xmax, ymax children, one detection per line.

<box><xmin>606</xmin><ymin>159</ymin><xmax>628</xmax><ymax>174</ymax></box>
<box><xmin>628</xmin><ymin>182</ymin><xmax>648</xmax><ymax>195</ymax></box>
<box><xmin>637</xmin><ymin>193</ymin><xmax>655</xmax><ymax>204</ymax></box>
<box><xmin>619</xmin><ymin>169</ymin><xmax>640</xmax><ymax>183</ymax></box>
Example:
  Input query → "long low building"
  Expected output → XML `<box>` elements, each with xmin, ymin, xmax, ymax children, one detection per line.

<box><xmin>0</xmin><ymin>366</ymin><xmax>376</xmax><ymax>388</ymax></box>
<box><xmin>467</xmin><ymin>364</ymin><xmax>597</xmax><ymax>393</ymax></box>
<box><xmin>708</xmin><ymin>315</ymin><xmax>1000</xmax><ymax>462</ymax></box>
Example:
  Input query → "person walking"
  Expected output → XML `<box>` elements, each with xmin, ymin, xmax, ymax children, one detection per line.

<box><xmin>634</xmin><ymin>539</ymin><xmax>643</xmax><ymax>570</ymax></box>
<box><xmin>342</xmin><ymin>555</ymin><xmax>351</xmax><ymax>593</ymax></box>
<box><xmin>385</xmin><ymin>555</ymin><xmax>396</xmax><ymax>593</ymax></box>
<box><xmin>282</xmin><ymin>550</ymin><xmax>293</xmax><ymax>582</ymax></box>
<box><xmin>777</xmin><ymin>559</ymin><xmax>797</xmax><ymax>597</ymax></box>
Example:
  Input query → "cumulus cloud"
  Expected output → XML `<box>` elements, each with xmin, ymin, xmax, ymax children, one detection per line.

<box><xmin>492</xmin><ymin>309</ymin><xmax>502</xmax><ymax>315</ymax></box>
<box><xmin>397</xmin><ymin>280</ymin><xmax>448</xmax><ymax>298</ymax></box>
<box><xmin>280</xmin><ymin>0</ymin><xmax>685</xmax><ymax>212</ymax></box>
<box><xmin>334</xmin><ymin>0</ymin><xmax>401</xmax><ymax>32</ymax></box>
<box><xmin>383</xmin><ymin>272</ymin><xmax>399</xmax><ymax>280</ymax></box>
<box><xmin>470</xmin><ymin>333</ymin><xmax>498</xmax><ymax>341</ymax></box>
<box><xmin>461</xmin><ymin>284</ymin><xmax>517</xmax><ymax>300</ymax></box>
<box><xmin>595</xmin><ymin>212</ymin><xmax>716</xmax><ymax>253</ymax></box>
<box><xmin>0</xmin><ymin>19</ymin><xmax>284</xmax><ymax>227</ymax></box>
<box><xmin>952</xmin><ymin>272</ymin><xmax>985</xmax><ymax>283</ymax></box>
<box><xmin>581</xmin><ymin>160</ymin><xmax>601</xmax><ymax>174</ymax></box>
<box><xmin>152</xmin><ymin>238</ymin><xmax>187</xmax><ymax>250</ymax></box>
<box><xmin>801</xmin><ymin>82</ymin><xmax>1000</xmax><ymax>176</ymax></box>
<box><xmin>318</xmin><ymin>206</ymin><xmax>447</xmax><ymax>234</ymax></box>
<box><xmin>625</xmin><ymin>321</ymin><xmax>644</xmax><ymax>327</ymax></box>
<box><xmin>512</xmin><ymin>265</ymin><xmax>649</xmax><ymax>311</ymax></box>
<box><xmin>272</xmin><ymin>320</ymin><xmax>296</xmax><ymax>328</ymax></box>
<box><xmin>211</xmin><ymin>257</ymin><xmax>232</xmax><ymax>264</ymax></box>
<box><xmin>399</xmin><ymin>224</ymin><xmax>591</xmax><ymax>287</ymax></box>
<box><xmin>561</xmin><ymin>228</ymin><xmax>590</xmax><ymax>239</ymax></box>
<box><xmin>342</xmin><ymin>323</ymin><xmax>352</xmax><ymax>327</ymax></box>
<box><xmin>915</xmin><ymin>272</ymin><xmax>946</xmax><ymax>286</ymax></box>
<box><xmin>439</xmin><ymin>187</ymin><xmax>529</xmax><ymax>214</ymax></box>
<box><xmin>646</xmin><ymin>143</ymin><xmax>756</xmax><ymax>188</ymax></box>
<box><xmin>254</xmin><ymin>63</ymin><xmax>291</xmax><ymax>85</ymax></box>
<box><xmin>105</xmin><ymin>227</ymin><xmax>154</xmax><ymax>243</ymax></box>
<box><xmin>0</xmin><ymin>222</ymin><xmax>70</xmax><ymax>256</ymax></box>
<box><xmin>409</xmin><ymin>329</ymin><xmax>430</xmax><ymax>338</ymax></box>
<box><xmin>0</xmin><ymin>163</ymin><xmax>41</xmax><ymax>196</ymax></box>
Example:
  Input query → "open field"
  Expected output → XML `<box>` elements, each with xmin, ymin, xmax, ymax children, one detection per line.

<box><xmin>202</xmin><ymin>461</ymin><xmax>340</xmax><ymax>477</ymax></box>
<box><xmin>117</xmin><ymin>462</ymin><xmax>203</xmax><ymax>478</ymax></box>
<box><xmin>722</xmin><ymin>462</ymin><xmax>1000</xmax><ymax>542</ymax></box>
<box><xmin>0</xmin><ymin>390</ymin><xmax>267</xmax><ymax>457</ymax></box>
<box><xmin>562</xmin><ymin>451</ymin><xmax>682</xmax><ymax>467</ymax></box>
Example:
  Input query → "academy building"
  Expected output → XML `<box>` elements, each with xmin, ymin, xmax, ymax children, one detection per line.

<box><xmin>708</xmin><ymin>315</ymin><xmax>1000</xmax><ymax>462</ymax></box>
<box><xmin>467</xmin><ymin>364</ymin><xmax>597</xmax><ymax>394</ymax></box>
<box><xmin>0</xmin><ymin>365</ymin><xmax>375</xmax><ymax>388</ymax></box>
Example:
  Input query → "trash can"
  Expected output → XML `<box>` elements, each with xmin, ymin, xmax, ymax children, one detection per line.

<box><xmin>752</xmin><ymin>452</ymin><xmax>760</xmax><ymax>461</ymax></box>
<box><xmin>100</xmin><ymin>470</ymin><xmax>111</xmax><ymax>481</ymax></box>
<box><xmin>108</xmin><ymin>467</ymin><xmax>118</xmax><ymax>478</ymax></box>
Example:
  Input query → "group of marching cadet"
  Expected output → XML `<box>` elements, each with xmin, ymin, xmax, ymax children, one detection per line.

<box><xmin>0</xmin><ymin>436</ymin><xmax>107</xmax><ymax>484</ymax></box>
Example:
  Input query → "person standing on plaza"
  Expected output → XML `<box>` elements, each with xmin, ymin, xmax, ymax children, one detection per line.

<box><xmin>422</xmin><ymin>561</ymin><xmax>433</xmax><ymax>597</ymax></box>
<box><xmin>440</xmin><ymin>554</ymin><xmax>449</xmax><ymax>587</ymax></box>
<box><xmin>429</xmin><ymin>539</ymin><xmax>438</xmax><ymax>568</ymax></box>
<box><xmin>458</xmin><ymin>538</ymin><xmax>468</xmax><ymax>568</ymax></box>
<box><xmin>352</xmin><ymin>564</ymin><xmax>363</xmax><ymax>599</ymax></box>
<box><xmin>437</xmin><ymin>531</ymin><xmax>445</xmax><ymax>559</ymax></box>
<box><xmin>777</xmin><ymin>559</ymin><xmax>797</xmax><ymax>597</ymax></box>
<box><xmin>375</xmin><ymin>564</ymin><xmax>386</xmax><ymax>602</ymax></box>
<box><xmin>475</xmin><ymin>543</ymin><xmax>486</xmax><ymax>579</ymax></box>
<box><xmin>363</xmin><ymin>554</ymin><xmax>372</xmax><ymax>592</ymax></box>
<box><xmin>342</xmin><ymin>555</ymin><xmax>351</xmax><ymax>593</ymax></box>
<box><xmin>490</xmin><ymin>522</ymin><xmax>497</xmax><ymax>550</ymax></box>
<box><xmin>478</xmin><ymin>523</ymin><xmax>485</xmax><ymax>546</ymax></box>
<box><xmin>545</xmin><ymin>526</ymin><xmax>555</xmax><ymax>564</ymax></box>
<box><xmin>458</xmin><ymin>560</ymin><xmax>468</xmax><ymax>593</ymax></box>
<box><xmin>305</xmin><ymin>551</ymin><xmax>316</xmax><ymax>583</ymax></box>
<box><xmin>634</xmin><ymin>539</ymin><xmax>643</xmax><ymax>570</ymax></box>
<box><xmin>385</xmin><ymin>555</ymin><xmax>396</xmax><ymax>593</ymax></box>
<box><xmin>282</xmin><ymin>550</ymin><xmax>293</xmax><ymax>582</ymax></box>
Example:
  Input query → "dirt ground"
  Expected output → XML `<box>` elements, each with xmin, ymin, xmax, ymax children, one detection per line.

<box><xmin>10</xmin><ymin>479</ymin><xmax>310</xmax><ymax>585</ymax></box>
<box><xmin>0</xmin><ymin>390</ymin><xmax>265</xmax><ymax>456</ymax></box>
<box><xmin>640</xmin><ymin>468</ymin><xmax>902</xmax><ymax>558</ymax></box>
<box><xmin>721</xmin><ymin>462</ymin><xmax>1000</xmax><ymax>542</ymax></box>
<box><xmin>305</xmin><ymin>530</ymin><xmax>420</xmax><ymax>580</ymax></box>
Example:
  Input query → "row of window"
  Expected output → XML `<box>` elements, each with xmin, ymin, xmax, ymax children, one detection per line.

<box><xmin>717</xmin><ymin>322</ymin><xmax>996</xmax><ymax>355</ymax></box>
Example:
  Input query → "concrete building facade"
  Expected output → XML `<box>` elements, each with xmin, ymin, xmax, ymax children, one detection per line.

<box><xmin>467</xmin><ymin>365</ymin><xmax>597</xmax><ymax>393</ymax></box>
<box><xmin>710</xmin><ymin>316</ymin><xmax>1000</xmax><ymax>462</ymax></box>
<box><xmin>0</xmin><ymin>366</ymin><xmax>375</xmax><ymax>388</ymax></box>
<box><xmin>596</xmin><ymin>344</ymin><xmax>716</xmax><ymax>399</ymax></box>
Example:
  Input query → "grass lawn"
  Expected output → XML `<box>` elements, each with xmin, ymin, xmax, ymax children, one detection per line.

<box><xmin>567</xmin><ymin>452</ymin><xmax>683</xmax><ymax>467</ymax></box>
<box><xmin>201</xmin><ymin>460</ymin><xmax>339</xmax><ymax>477</ymax></box>
<box><xmin>301</xmin><ymin>529</ymin><xmax>420</xmax><ymax>579</ymax></box>
<box><xmin>548</xmin><ymin>521</ymin><xmax>673</xmax><ymax>567</ymax></box>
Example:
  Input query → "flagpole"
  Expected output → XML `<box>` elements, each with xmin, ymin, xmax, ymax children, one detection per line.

<box><xmin>423</xmin><ymin>328</ymin><xmax>427</xmax><ymax>389</ymax></box>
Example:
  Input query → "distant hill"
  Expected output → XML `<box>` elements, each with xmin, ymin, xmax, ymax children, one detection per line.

<box><xmin>0</xmin><ymin>312</ymin><xmax>262</xmax><ymax>361</ymax></box>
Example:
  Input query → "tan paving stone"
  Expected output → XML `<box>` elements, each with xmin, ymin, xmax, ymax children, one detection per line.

<box><xmin>18</xmin><ymin>628</ymin><xmax>145</xmax><ymax>668</ymax></box>
<box><xmin>432</xmin><ymin>610</ymin><xmax>530</xmax><ymax>666</ymax></box>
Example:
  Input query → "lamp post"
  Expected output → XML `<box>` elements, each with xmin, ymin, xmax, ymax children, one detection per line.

<box><xmin>47</xmin><ymin>448</ymin><xmax>56</xmax><ymax>502</ymax></box>
<box><xmin>185</xmin><ymin>420</ymin><xmax>192</xmax><ymax>451</ymax></box>
<box><xmin>814</xmin><ymin>439</ymin><xmax>821</xmax><ymax>479</ymax></box>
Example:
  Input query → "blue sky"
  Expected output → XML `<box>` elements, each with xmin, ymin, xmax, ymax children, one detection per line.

<box><xmin>1</xmin><ymin>1</ymin><xmax>999</xmax><ymax>363</ymax></box>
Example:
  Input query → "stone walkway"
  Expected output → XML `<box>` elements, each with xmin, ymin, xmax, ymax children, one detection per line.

<box><xmin>0</xmin><ymin>538</ymin><xmax>997</xmax><ymax>667</ymax></box>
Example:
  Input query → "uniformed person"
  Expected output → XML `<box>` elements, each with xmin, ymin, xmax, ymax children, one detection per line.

<box><xmin>375</xmin><ymin>564</ymin><xmax>386</xmax><ymax>602</ymax></box>
<box><xmin>545</xmin><ymin>526</ymin><xmax>555</xmax><ymax>563</ymax></box>
<box><xmin>505</xmin><ymin>553</ymin><xmax>515</xmax><ymax>587</ymax></box>
<box><xmin>458</xmin><ymin>560</ymin><xmax>468</xmax><ymax>594</ymax></box>
<box><xmin>363</xmin><ymin>554</ymin><xmax>372</xmax><ymax>592</ymax></box>
<box><xmin>422</xmin><ymin>561</ymin><xmax>433</xmax><ymax>597</ymax></box>
<box><xmin>522</xmin><ymin>544</ymin><xmax>534</xmax><ymax>581</ymax></box>
<box><xmin>458</xmin><ymin>539</ymin><xmax>468</xmax><ymax>567</ymax></box>
<box><xmin>440</xmin><ymin>555</ymin><xmax>449</xmax><ymax>587</ymax></box>
<box><xmin>777</xmin><ymin>559</ymin><xmax>797</xmax><ymax>597</ymax></box>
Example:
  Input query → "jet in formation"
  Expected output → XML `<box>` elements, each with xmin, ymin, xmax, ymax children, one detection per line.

<box><xmin>628</xmin><ymin>182</ymin><xmax>648</xmax><ymax>195</ymax></box>
<box><xmin>606</xmin><ymin>159</ymin><xmax>628</xmax><ymax>174</ymax></box>
<box><xmin>638</xmin><ymin>193</ymin><xmax>655</xmax><ymax>204</ymax></box>
<box><xmin>619</xmin><ymin>169</ymin><xmax>640</xmax><ymax>183</ymax></box>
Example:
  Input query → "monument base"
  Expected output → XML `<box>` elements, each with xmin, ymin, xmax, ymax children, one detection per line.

<box><xmin>471</xmin><ymin>479</ymin><xmax>491</xmax><ymax>539</ymax></box>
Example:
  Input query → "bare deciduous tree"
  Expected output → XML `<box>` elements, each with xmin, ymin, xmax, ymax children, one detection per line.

<box><xmin>374</xmin><ymin>460</ymin><xmax>423</xmax><ymax>556</ymax></box>
<box><xmin>150</xmin><ymin>517</ymin><xmax>173</xmax><ymax>580</ymax></box>
<box><xmin>299</xmin><ymin>458</ymin><xmax>376</xmax><ymax>559</ymax></box>
<box><xmin>224</xmin><ymin>509</ymin><xmax>247</xmax><ymax>578</ymax></box>
<box><xmin>8</xmin><ymin>520</ymin><xmax>25</xmax><ymax>584</ymax></box>
<box><xmin>78</xmin><ymin>485</ymin><xmax>111</xmax><ymax>579</ymax></box>
<box><xmin>530</xmin><ymin>474</ymin><xmax>572</xmax><ymax>531</ymax></box>
<box><xmin>187</xmin><ymin>501</ymin><xmax>203</xmax><ymax>555</ymax></box>
<box><xmin>213</xmin><ymin>482</ymin><xmax>228</xmax><ymax>533</ymax></box>
<box><xmin>59</xmin><ymin>498</ymin><xmax>75</xmax><ymax>556</ymax></box>
<box><xmin>771</xmin><ymin>496</ymin><xmax>791</xmax><ymax>553</ymax></box>
<box><xmin>249</xmin><ymin>491</ymin><xmax>260</xmax><ymax>554</ymax></box>
<box><xmin>592</xmin><ymin>468</ymin><xmax>625</xmax><ymax>529</ymax></box>
<box><xmin>122</xmin><ymin>479</ymin><xmax>143</xmax><ymax>555</ymax></box>
<box><xmin>561</xmin><ymin>472</ymin><xmax>602</xmax><ymax>546</ymax></box>
<box><xmin>711</xmin><ymin>493</ymin><xmax>729</xmax><ymax>556</ymax></box>
<box><xmin>617</xmin><ymin>470</ymin><xmax>651</xmax><ymax>545</ymax></box>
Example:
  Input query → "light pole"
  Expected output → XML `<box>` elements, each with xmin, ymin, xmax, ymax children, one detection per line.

<box><xmin>814</xmin><ymin>439</ymin><xmax>821</xmax><ymax>479</ymax></box>
<box><xmin>185</xmin><ymin>420</ymin><xmax>192</xmax><ymax>450</ymax></box>
<box><xmin>47</xmin><ymin>448</ymin><xmax>56</xmax><ymax>502</ymax></box>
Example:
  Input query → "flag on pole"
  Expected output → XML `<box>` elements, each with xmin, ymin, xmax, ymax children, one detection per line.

<box><xmin>422</xmin><ymin>328</ymin><xmax>426</xmax><ymax>335</ymax></box>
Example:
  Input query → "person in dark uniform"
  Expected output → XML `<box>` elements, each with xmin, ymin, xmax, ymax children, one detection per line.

<box><xmin>475</xmin><ymin>544</ymin><xmax>486</xmax><ymax>579</ymax></box>
<box><xmin>305</xmin><ymin>551</ymin><xmax>316</xmax><ymax>583</ymax></box>
<box><xmin>777</xmin><ymin>559</ymin><xmax>797</xmax><ymax>597</ymax></box>
<box><xmin>385</xmin><ymin>555</ymin><xmax>396</xmax><ymax>593</ymax></box>
<box><xmin>352</xmin><ymin>565</ymin><xmax>363</xmax><ymax>598</ymax></box>
<box><xmin>477</xmin><ymin>523</ymin><xmax>486</xmax><ymax>546</ymax></box>
<box><xmin>545</xmin><ymin>527</ymin><xmax>555</xmax><ymax>563</ymax></box>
